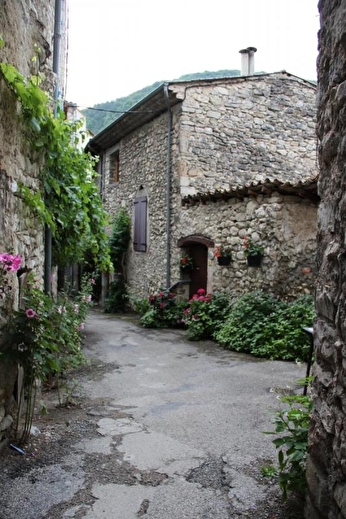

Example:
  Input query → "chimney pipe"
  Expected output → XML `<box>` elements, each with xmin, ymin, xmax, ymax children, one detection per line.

<box><xmin>239</xmin><ymin>46</ymin><xmax>257</xmax><ymax>75</ymax></box>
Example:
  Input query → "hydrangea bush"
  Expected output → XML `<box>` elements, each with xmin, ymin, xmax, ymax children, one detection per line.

<box><xmin>140</xmin><ymin>289</ymin><xmax>187</xmax><ymax>328</ymax></box>
<box><xmin>183</xmin><ymin>289</ymin><xmax>231</xmax><ymax>341</ymax></box>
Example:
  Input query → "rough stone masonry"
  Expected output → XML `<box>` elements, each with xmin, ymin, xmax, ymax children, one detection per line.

<box><xmin>0</xmin><ymin>0</ymin><xmax>55</xmax><ymax>446</ymax></box>
<box><xmin>306</xmin><ymin>1</ymin><xmax>346</xmax><ymax>518</ymax></box>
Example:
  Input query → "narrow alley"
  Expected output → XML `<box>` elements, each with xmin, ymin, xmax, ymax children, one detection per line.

<box><xmin>0</xmin><ymin>311</ymin><xmax>305</xmax><ymax>518</ymax></box>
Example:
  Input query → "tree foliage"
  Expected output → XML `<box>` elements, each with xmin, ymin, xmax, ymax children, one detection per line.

<box><xmin>0</xmin><ymin>45</ymin><xmax>111</xmax><ymax>269</ymax></box>
<box><xmin>104</xmin><ymin>208</ymin><xmax>131</xmax><ymax>313</ymax></box>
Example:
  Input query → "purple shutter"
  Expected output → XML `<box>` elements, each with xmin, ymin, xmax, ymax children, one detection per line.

<box><xmin>134</xmin><ymin>196</ymin><xmax>147</xmax><ymax>252</ymax></box>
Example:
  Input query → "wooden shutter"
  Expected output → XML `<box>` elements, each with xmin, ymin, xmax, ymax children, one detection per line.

<box><xmin>134</xmin><ymin>196</ymin><xmax>147</xmax><ymax>252</ymax></box>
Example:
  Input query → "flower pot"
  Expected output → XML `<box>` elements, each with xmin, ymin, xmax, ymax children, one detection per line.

<box><xmin>217</xmin><ymin>256</ymin><xmax>231</xmax><ymax>266</ymax></box>
<box><xmin>247</xmin><ymin>254</ymin><xmax>262</xmax><ymax>267</ymax></box>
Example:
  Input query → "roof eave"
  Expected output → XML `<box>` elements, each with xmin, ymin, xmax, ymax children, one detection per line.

<box><xmin>86</xmin><ymin>82</ymin><xmax>180</xmax><ymax>152</ymax></box>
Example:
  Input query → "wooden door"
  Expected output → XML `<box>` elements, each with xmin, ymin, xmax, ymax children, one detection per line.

<box><xmin>188</xmin><ymin>244</ymin><xmax>208</xmax><ymax>298</ymax></box>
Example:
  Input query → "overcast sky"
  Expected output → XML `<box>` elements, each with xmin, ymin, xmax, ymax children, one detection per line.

<box><xmin>65</xmin><ymin>0</ymin><xmax>320</xmax><ymax>108</ymax></box>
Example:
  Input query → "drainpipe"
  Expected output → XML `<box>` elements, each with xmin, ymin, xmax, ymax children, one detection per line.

<box><xmin>163</xmin><ymin>83</ymin><xmax>172</xmax><ymax>288</ymax></box>
<box><xmin>44</xmin><ymin>0</ymin><xmax>62</xmax><ymax>294</ymax></box>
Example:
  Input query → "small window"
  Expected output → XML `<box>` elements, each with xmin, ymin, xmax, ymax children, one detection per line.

<box><xmin>134</xmin><ymin>195</ymin><xmax>147</xmax><ymax>252</ymax></box>
<box><xmin>109</xmin><ymin>151</ymin><xmax>119</xmax><ymax>183</ymax></box>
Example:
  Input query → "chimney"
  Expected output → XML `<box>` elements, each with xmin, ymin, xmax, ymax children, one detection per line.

<box><xmin>239</xmin><ymin>47</ymin><xmax>257</xmax><ymax>75</ymax></box>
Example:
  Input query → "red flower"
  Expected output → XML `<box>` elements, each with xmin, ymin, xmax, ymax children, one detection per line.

<box><xmin>197</xmin><ymin>288</ymin><xmax>206</xmax><ymax>295</ymax></box>
<box><xmin>159</xmin><ymin>302</ymin><xmax>166</xmax><ymax>309</ymax></box>
<box><xmin>214</xmin><ymin>246</ymin><xmax>222</xmax><ymax>258</ymax></box>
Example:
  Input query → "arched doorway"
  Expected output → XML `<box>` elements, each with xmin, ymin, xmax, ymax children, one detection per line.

<box><xmin>178</xmin><ymin>235</ymin><xmax>214</xmax><ymax>298</ymax></box>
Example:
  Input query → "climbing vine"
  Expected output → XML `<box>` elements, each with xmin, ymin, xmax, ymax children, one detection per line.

<box><xmin>104</xmin><ymin>208</ymin><xmax>131</xmax><ymax>313</ymax></box>
<box><xmin>0</xmin><ymin>39</ymin><xmax>111</xmax><ymax>269</ymax></box>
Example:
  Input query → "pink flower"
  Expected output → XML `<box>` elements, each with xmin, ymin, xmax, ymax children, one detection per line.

<box><xmin>157</xmin><ymin>291</ymin><xmax>165</xmax><ymax>297</ymax></box>
<box><xmin>10</xmin><ymin>255</ymin><xmax>21</xmax><ymax>271</ymax></box>
<box><xmin>198</xmin><ymin>296</ymin><xmax>205</xmax><ymax>301</ymax></box>
<box><xmin>74</xmin><ymin>304</ymin><xmax>79</xmax><ymax>313</ymax></box>
<box><xmin>0</xmin><ymin>253</ymin><xmax>22</xmax><ymax>271</ymax></box>
<box><xmin>159</xmin><ymin>302</ymin><xmax>166</xmax><ymax>309</ymax></box>
<box><xmin>87</xmin><ymin>294</ymin><xmax>92</xmax><ymax>302</ymax></box>
<box><xmin>149</xmin><ymin>294</ymin><xmax>155</xmax><ymax>303</ymax></box>
<box><xmin>77</xmin><ymin>323</ymin><xmax>85</xmax><ymax>331</ymax></box>
<box><xmin>25</xmin><ymin>308</ymin><xmax>37</xmax><ymax>319</ymax></box>
<box><xmin>197</xmin><ymin>288</ymin><xmax>206</xmax><ymax>295</ymax></box>
<box><xmin>89</xmin><ymin>278</ymin><xmax>96</xmax><ymax>285</ymax></box>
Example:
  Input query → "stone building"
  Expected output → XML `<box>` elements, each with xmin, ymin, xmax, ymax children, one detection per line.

<box><xmin>306</xmin><ymin>1</ymin><xmax>346</xmax><ymax>518</ymax></box>
<box><xmin>0</xmin><ymin>0</ymin><xmax>67</xmax><ymax>446</ymax></box>
<box><xmin>88</xmin><ymin>70</ymin><xmax>318</xmax><ymax>303</ymax></box>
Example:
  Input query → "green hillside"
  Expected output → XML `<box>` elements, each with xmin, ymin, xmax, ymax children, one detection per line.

<box><xmin>84</xmin><ymin>69</ymin><xmax>241</xmax><ymax>135</ymax></box>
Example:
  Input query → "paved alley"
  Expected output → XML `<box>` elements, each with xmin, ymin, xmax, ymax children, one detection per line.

<box><xmin>0</xmin><ymin>311</ymin><xmax>306</xmax><ymax>518</ymax></box>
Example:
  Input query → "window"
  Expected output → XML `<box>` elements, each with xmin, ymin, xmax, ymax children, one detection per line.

<box><xmin>109</xmin><ymin>150</ymin><xmax>119</xmax><ymax>183</ymax></box>
<box><xmin>133</xmin><ymin>195</ymin><xmax>147</xmax><ymax>252</ymax></box>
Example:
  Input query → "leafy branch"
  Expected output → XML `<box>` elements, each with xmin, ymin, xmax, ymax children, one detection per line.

<box><xmin>0</xmin><ymin>44</ymin><xmax>111</xmax><ymax>269</ymax></box>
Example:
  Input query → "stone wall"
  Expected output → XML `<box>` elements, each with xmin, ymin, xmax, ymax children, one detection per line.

<box><xmin>0</xmin><ymin>0</ymin><xmax>55</xmax><ymax>445</ymax></box>
<box><xmin>103</xmin><ymin>113</ymin><xmax>173</xmax><ymax>298</ymax></box>
<box><xmin>170</xmin><ymin>73</ymin><xmax>316</xmax><ymax>196</ymax></box>
<box><xmin>101</xmin><ymin>74</ymin><xmax>317</xmax><ymax>303</ymax></box>
<box><xmin>306</xmin><ymin>2</ymin><xmax>346</xmax><ymax>518</ymax></box>
<box><xmin>172</xmin><ymin>193</ymin><xmax>317</xmax><ymax>301</ymax></box>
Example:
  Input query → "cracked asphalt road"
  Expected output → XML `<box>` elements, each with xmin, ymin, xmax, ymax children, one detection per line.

<box><xmin>0</xmin><ymin>310</ymin><xmax>306</xmax><ymax>518</ymax></box>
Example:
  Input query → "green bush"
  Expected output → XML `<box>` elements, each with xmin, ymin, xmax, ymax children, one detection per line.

<box><xmin>265</xmin><ymin>392</ymin><xmax>312</xmax><ymax>501</ymax></box>
<box><xmin>128</xmin><ymin>295</ymin><xmax>151</xmax><ymax>316</ymax></box>
<box><xmin>8</xmin><ymin>274</ymin><xmax>93</xmax><ymax>380</ymax></box>
<box><xmin>215</xmin><ymin>291</ymin><xmax>314</xmax><ymax>361</ymax></box>
<box><xmin>104</xmin><ymin>277</ymin><xmax>128</xmax><ymax>313</ymax></box>
<box><xmin>251</xmin><ymin>295</ymin><xmax>315</xmax><ymax>361</ymax></box>
<box><xmin>140</xmin><ymin>290</ymin><xmax>186</xmax><ymax>328</ymax></box>
<box><xmin>109</xmin><ymin>208</ymin><xmax>131</xmax><ymax>270</ymax></box>
<box><xmin>2</xmin><ymin>273</ymin><xmax>94</xmax><ymax>442</ymax></box>
<box><xmin>104</xmin><ymin>208</ymin><xmax>131</xmax><ymax>313</ymax></box>
<box><xmin>215</xmin><ymin>291</ymin><xmax>280</xmax><ymax>353</ymax></box>
<box><xmin>184</xmin><ymin>289</ymin><xmax>231</xmax><ymax>341</ymax></box>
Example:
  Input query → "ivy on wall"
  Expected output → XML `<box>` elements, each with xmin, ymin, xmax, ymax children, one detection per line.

<box><xmin>0</xmin><ymin>38</ymin><xmax>111</xmax><ymax>269</ymax></box>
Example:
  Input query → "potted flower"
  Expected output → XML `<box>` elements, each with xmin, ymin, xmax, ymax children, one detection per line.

<box><xmin>214</xmin><ymin>245</ymin><xmax>232</xmax><ymax>266</ymax></box>
<box><xmin>243</xmin><ymin>235</ymin><xmax>264</xmax><ymax>267</ymax></box>
<box><xmin>179</xmin><ymin>253</ymin><xmax>193</xmax><ymax>271</ymax></box>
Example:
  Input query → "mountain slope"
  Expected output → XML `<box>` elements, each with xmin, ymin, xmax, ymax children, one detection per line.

<box><xmin>84</xmin><ymin>69</ymin><xmax>241</xmax><ymax>135</ymax></box>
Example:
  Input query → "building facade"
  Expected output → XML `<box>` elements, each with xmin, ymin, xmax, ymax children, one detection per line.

<box><xmin>88</xmin><ymin>72</ymin><xmax>317</xmax><ymax>304</ymax></box>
